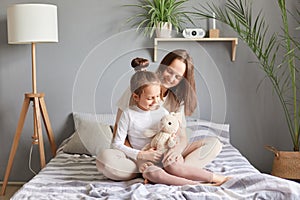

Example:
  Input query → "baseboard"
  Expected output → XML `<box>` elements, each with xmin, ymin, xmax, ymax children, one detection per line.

<box><xmin>0</xmin><ymin>181</ymin><xmax>25</xmax><ymax>186</ymax></box>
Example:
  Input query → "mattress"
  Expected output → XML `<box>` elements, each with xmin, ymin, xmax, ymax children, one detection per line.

<box><xmin>11</xmin><ymin>118</ymin><xmax>300</xmax><ymax>200</ymax></box>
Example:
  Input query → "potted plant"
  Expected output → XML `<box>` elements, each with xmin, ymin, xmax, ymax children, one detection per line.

<box><xmin>125</xmin><ymin>0</ymin><xmax>194</xmax><ymax>38</ymax></box>
<box><xmin>192</xmin><ymin>0</ymin><xmax>300</xmax><ymax>179</ymax></box>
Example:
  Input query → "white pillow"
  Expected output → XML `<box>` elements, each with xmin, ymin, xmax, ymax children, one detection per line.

<box><xmin>63</xmin><ymin>112</ymin><xmax>116</xmax><ymax>156</ymax></box>
<box><xmin>73</xmin><ymin>112</ymin><xmax>116</xmax><ymax>127</ymax></box>
<box><xmin>63</xmin><ymin>130</ymin><xmax>90</xmax><ymax>155</ymax></box>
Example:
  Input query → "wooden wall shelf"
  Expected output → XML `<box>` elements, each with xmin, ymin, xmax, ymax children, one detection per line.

<box><xmin>154</xmin><ymin>37</ymin><xmax>238</xmax><ymax>62</ymax></box>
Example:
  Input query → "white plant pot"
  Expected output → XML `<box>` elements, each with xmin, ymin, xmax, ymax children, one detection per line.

<box><xmin>155</xmin><ymin>22</ymin><xmax>172</xmax><ymax>38</ymax></box>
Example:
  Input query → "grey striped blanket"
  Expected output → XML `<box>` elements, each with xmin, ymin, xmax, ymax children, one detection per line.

<box><xmin>11</xmin><ymin>119</ymin><xmax>300</xmax><ymax>199</ymax></box>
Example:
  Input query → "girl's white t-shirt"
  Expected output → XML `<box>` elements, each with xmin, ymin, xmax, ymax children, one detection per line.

<box><xmin>112</xmin><ymin>105</ymin><xmax>169</xmax><ymax>160</ymax></box>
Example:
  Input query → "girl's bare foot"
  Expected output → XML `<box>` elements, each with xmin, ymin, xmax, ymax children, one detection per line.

<box><xmin>211</xmin><ymin>174</ymin><xmax>230</xmax><ymax>186</ymax></box>
<box><xmin>139</xmin><ymin>162</ymin><xmax>154</xmax><ymax>173</ymax></box>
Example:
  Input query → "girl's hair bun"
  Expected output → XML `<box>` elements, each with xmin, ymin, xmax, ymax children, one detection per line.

<box><xmin>131</xmin><ymin>57</ymin><xmax>149</xmax><ymax>71</ymax></box>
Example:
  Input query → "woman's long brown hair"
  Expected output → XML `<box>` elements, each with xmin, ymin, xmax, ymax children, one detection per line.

<box><xmin>156</xmin><ymin>49</ymin><xmax>197</xmax><ymax>116</ymax></box>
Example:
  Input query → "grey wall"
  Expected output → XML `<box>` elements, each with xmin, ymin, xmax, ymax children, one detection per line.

<box><xmin>0</xmin><ymin>0</ymin><xmax>297</xmax><ymax>181</ymax></box>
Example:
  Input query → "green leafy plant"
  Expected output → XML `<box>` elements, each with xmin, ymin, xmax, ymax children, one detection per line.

<box><xmin>125</xmin><ymin>0</ymin><xmax>194</xmax><ymax>37</ymax></box>
<box><xmin>193</xmin><ymin>0</ymin><xmax>300</xmax><ymax>151</ymax></box>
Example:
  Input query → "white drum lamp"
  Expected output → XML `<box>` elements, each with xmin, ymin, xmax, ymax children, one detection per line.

<box><xmin>1</xmin><ymin>4</ymin><xmax>58</xmax><ymax>195</ymax></box>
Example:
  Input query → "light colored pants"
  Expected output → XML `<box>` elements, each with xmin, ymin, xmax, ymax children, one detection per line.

<box><xmin>96</xmin><ymin>136</ymin><xmax>222</xmax><ymax>181</ymax></box>
<box><xmin>184</xmin><ymin>137</ymin><xmax>222</xmax><ymax>168</ymax></box>
<box><xmin>96</xmin><ymin>148</ymin><xmax>139</xmax><ymax>180</ymax></box>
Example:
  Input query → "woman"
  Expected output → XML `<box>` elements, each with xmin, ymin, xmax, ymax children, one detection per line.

<box><xmin>112</xmin><ymin>59</ymin><xmax>227</xmax><ymax>185</ymax></box>
<box><xmin>97</xmin><ymin>49</ymin><xmax>223</xmax><ymax>181</ymax></box>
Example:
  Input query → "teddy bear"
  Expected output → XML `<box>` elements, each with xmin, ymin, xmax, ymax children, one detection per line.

<box><xmin>144</xmin><ymin>112</ymin><xmax>180</xmax><ymax>153</ymax></box>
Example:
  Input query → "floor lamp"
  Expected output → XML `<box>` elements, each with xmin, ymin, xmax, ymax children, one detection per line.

<box><xmin>1</xmin><ymin>4</ymin><xmax>58</xmax><ymax>195</ymax></box>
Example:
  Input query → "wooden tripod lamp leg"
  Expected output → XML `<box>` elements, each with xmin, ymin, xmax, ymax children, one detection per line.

<box><xmin>39</xmin><ymin>97</ymin><xmax>57</xmax><ymax>156</ymax></box>
<box><xmin>33</xmin><ymin>96</ymin><xmax>46</xmax><ymax>168</ymax></box>
<box><xmin>1</xmin><ymin>96</ymin><xmax>30</xmax><ymax>196</ymax></box>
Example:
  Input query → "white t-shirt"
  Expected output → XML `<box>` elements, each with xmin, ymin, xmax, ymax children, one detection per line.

<box><xmin>117</xmin><ymin>87</ymin><xmax>187</xmax><ymax>127</ymax></box>
<box><xmin>112</xmin><ymin>105</ymin><xmax>169</xmax><ymax>160</ymax></box>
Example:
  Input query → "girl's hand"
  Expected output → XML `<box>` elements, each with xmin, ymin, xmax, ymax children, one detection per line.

<box><xmin>137</xmin><ymin>148</ymin><xmax>162</xmax><ymax>163</ymax></box>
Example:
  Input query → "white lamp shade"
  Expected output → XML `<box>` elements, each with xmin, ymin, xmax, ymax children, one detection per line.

<box><xmin>7</xmin><ymin>4</ymin><xmax>58</xmax><ymax>44</ymax></box>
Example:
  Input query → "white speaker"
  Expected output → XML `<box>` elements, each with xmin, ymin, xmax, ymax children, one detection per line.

<box><xmin>182</xmin><ymin>28</ymin><xmax>206</xmax><ymax>38</ymax></box>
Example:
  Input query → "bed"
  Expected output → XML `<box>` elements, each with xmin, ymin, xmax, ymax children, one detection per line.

<box><xmin>11</xmin><ymin>113</ymin><xmax>300</xmax><ymax>199</ymax></box>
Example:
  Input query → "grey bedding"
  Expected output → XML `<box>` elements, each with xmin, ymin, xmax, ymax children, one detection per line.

<box><xmin>12</xmin><ymin>119</ymin><xmax>300</xmax><ymax>200</ymax></box>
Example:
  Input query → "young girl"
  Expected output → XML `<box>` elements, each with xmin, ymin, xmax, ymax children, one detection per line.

<box><xmin>112</xmin><ymin>58</ymin><xmax>228</xmax><ymax>186</ymax></box>
<box><xmin>113</xmin><ymin>65</ymin><xmax>166</xmax><ymax>165</ymax></box>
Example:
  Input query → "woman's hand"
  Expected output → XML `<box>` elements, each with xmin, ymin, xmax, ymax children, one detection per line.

<box><xmin>137</xmin><ymin>148</ymin><xmax>163</xmax><ymax>163</ymax></box>
<box><xmin>162</xmin><ymin>148</ymin><xmax>183</xmax><ymax>164</ymax></box>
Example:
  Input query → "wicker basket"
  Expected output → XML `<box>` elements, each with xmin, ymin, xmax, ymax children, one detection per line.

<box><xmin>265</xmin><ymin>145</ymin><xmax>300</xmax><ymax>180</ymax></box>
